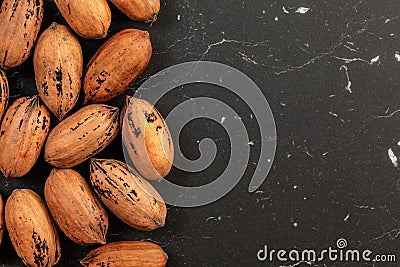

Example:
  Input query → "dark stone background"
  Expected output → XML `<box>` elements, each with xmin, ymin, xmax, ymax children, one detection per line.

<box><xmin>1</xmin><ymin>0</ymin><xmax>400</xmax><ymax>266</ymax></box>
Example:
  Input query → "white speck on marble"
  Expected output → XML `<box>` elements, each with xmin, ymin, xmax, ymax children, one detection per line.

<box><xmin>275</xmin><ymin>16</ymin><xmax>279</xmax><ymax>21</ymax></box>
<box><xmin>221</xmin><ymin>117</ymin><xmax>226</xmax><ymax>124</ymax></box>
<box><xmin>206</xmin><ymin>216</ymin><xmax>220</xmax><ymax>222</ymax></box>
<box><xmin>342</xmin><ymin>41</ymin><xmax>359</xmax><ymax>52</ymax></box>
<box><xmin>388</xmin><ymin>148</ymin><xmax>398</xmax><ymax>168</ymax></box>
<box><xmin>238</xmin><ymin>52</ymin><xmax>258</xmax><ymax>65</ymax></box>
<box><xmin>296</xmin><ymin>7</ymin><xmax>310</xmax><ymax>14</ymax></box>
<box><xmin>339</xmin><ymin>65</ymin><xmax>352</xmax><ymax>93</ymax></box>
<box><xmin>329</xmin><ymin>111</ymin><xmax>345</xmax><ymax>123</ymax></box>
<box><xmin>373</xmin><ymin>108</ymin><xmax>400</xmax><ymax>119</ymax></box>
<box><xmin>334</xmin><ymin>56</ymin><xmax>369</xmax><ymax>64</ymax></box>
<box><xmin>344</xmin><ymin>213</ymin><xmax>350</xmax><ymax>221</ymax></box>
<box><xmin>248</xmin><ymin>141</ymin><xmax>255</xmax><ymax>146</ymax></box>
<box><xmin>353</xmin><ymin>205</ymin><xmax>375</xmax><ymax>210</ymax></box>
<box><xmin>293</xmin><ymin>185</ymin><xmax>298</xmax><ymax>189</ymax></box>
<box><xmin>276</xmin><ymin>44</ymin><xmax>340</xmax><ymax>75</ymax></box>
<box><xmin>293</xmin><ymin>222</ymin><xmax>299</xmax><ymax>227</ymax></box>
<box><xmin>282</xmin><ymin>6</ymin><xmax>289</xmax><ymax>14</ymax></box>
<box><xmin>202</xmin><ymin>38</ymin><xmax>270</xmax><ymax>57</ymax></box>
<box><xmin>370</xmin><ymin>55</ymin><xmax>380</xmax><ymax>64</ymax></box>
<box><xmin>305</xmin><ymin>151</ymin><xmax>313</xmax><ymax>158</ymax></box>
<box><xmin>395</xmin><ymin>52</ymin><xmax>400</xmax><ymax>62</ymax></box>
<box><xmin>206</xmin><ymin>216</ymin><xmax>215</xmax><ymax>222</ymax></box>
<box><xmin>177</xmin><ymin>14</ymin><xmax>181</xmax><ymax>21</ymax></box>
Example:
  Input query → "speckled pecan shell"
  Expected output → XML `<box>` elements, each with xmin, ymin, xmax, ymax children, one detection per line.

<box><xmin>45</xmin><ymin>168</ymin><xmax>109</xmax><ymax>245</ymax></box>
<box><xmin>0</xmin><ymin>69</ymin><xmax>9</xmax><ymax>123</ymax></box>
<box><xmin>5</xmin><ymin>189</ymin><xmax>61</xmax><ymax>267</ymax></box>
<box><xmin>121</xmin><ymin>97</ymin><xmax>174</xmax><ymax>181</ymax></box>
<box><xmin>80</xmin><ymin>241</ymin><xmax>168</xmax><ymax>267</ymax></box>
<box><xmin>90</xmin><ymin>159</ymin><xmax>167</xmax><ymax>231</ymax></box>
<box><xmin>109</xmin><ymin>0</ymin><xmax>160</xmax><ymax>22</ymax></box>
<box><xmin>54</xmin><ymin>0</ymin><xmax>111</xmax><ymax>39</ymax></box>
<box><xmin>0</xmin><ymin>0</ymin><xmax>44</xmax><ymax>69</ymax></box>
<box><xmin>34</xmin><ymin>22</ymin><xmax>83</xmax><ymax>121</ymax></box>
<box><xmin>83</xmin><ymin>29</ymin><xmax>152</xmax><ymax>104</ymax></box>
<box><xmin>0</xmin><ymin>194</ymin><xmax>4</xmax><ymax>245</ymax></box>
<box><xmin>0</xmin><ymin>96</ymin><xmax>50</xmax><ymax>178</ymax></box>
<box><xmin>44</xmin><ymin>104</ymin><xmax>119</xmax><ymax>168</ymax></box>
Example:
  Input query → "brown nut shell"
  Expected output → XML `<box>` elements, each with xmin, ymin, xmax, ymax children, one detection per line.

<box><xmin>5</xmin><ymin>189</ymin><xmax>61</xmax><ymax>267</ymax></box>
<box><xmin>0</xmin><ymin>69</ymin><xmax>9</xmax><ymax>123</ymax></box>
<box><xmin>80</xmin><ymin>241</ymin><xmax>168</xmax><ymax>267</ymax></box>
<box><xmin>0</xmin><ymin>0</ymin><xmax>43</xmax><ymax>68</ymax></box>
<box><xmin>90</xmin><ymin>159</ymin><xmax>167</xmax><ymax>231</ymax></box>
<box><xmin>122</xmin><ymin>97</ymin><xmax>174</xmax><ymax>181</ymax></box>
<box><xmin>44</xmin><ymin>104</ymin><xmax>119</xmax><ymax>168</ymax></box>
<box><xmin>0</xmin><ymin>194</ymin><xmax>4</xmax><ymax>245</ymax></box>
<box><xmin>83</xmin><ymin>29</ymin><xmax>152</xmax><ymax>104</ymax></box>
<box><xmin>109</xmin><ymin>0</ymin><xmax>160</xmax><ymax>22</ymax></box>
<box><xmin>34</xmin><ymin>22</ymin><xmax>83</xmax><ymax>120</ymax></box>
<box><xmin>0</xmin><ymin>96</ymin><xmax>50</xmax><ymax>178</ymax></box>
<box><xmin>45</xmin><ymin>168</ymin><xmax>109</xmax><ymax>245</ymax></box>
<box><xmin>54</xmin><ymin>0</ymin><xmax>111</xmax><ymax>39</ymax></box>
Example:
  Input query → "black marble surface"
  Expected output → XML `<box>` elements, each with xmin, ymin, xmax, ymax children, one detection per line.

<box><xmin>2</xmin><ymin>0</ymin><xmax>400</xmax><ymax>266</ymax></box>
